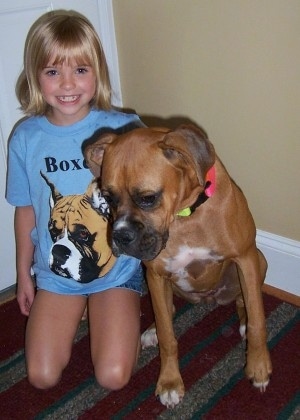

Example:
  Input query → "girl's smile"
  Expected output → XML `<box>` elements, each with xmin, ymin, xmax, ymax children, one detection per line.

<box><xmin>57</xmin><ymin>95</ymin><xmax>81</xmax><ymax>103</ymax></box>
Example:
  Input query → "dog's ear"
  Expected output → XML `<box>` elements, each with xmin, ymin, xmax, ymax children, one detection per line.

<box><xmin>159</xmin><ymin>124</ymin><xmax>215</xmax><ymax>187</ymax></box>
<box><xmin>85</xmin><ymin>180</ymin><xmax>111</xmax><ymax>219</ymax></box>
<box><xmin>40</xmin><ymin>171</ymin><xmax>63</xmax><ymax>209</ymax></box>
<box><xmin>83</xmin><ymin>133</ymin><xmax>117</xmax><ymax>177</ymax></box>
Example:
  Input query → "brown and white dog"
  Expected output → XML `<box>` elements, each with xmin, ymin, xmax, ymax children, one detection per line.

<box><xmin>83</xmin><ymin>124</ymin><xmax>272</xmax><ymax>407</ymax></box>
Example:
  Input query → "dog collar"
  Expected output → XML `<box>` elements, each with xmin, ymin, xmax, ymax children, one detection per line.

<box><xmin>177</xmin><ymin>165</ymin><xmax>216</xmax><ymax>217</ymax></box>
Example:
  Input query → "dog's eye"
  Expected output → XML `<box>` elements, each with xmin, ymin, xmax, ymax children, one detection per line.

<box><xmin>73</xmin><ymin>225</ymin><xmax>92</xmax><ymax>243</ymax></box>
<box><xmin>79</xmin><ymin>229</ymin><xmax>89</xmax><ymax>241</ymax></box>
<box><xmin>137</xmin><ymin>194</ymin><xmax>159</xmax><ymax>210</ymax></box>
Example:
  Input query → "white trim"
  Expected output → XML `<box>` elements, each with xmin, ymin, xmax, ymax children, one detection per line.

<box><xmin>96</xmin><ymin>0</ymin><xmax>123</xmax><ymax>107</ymax></box>
<box><xmin>256</xmin><ymin>230</ymin><xmax>300</xmax><ymax>297</ymax></box>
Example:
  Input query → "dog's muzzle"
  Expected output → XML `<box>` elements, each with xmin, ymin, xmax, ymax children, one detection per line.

<box><xmin>112</xmin><ymin>220</ymin><xmax>169</xmax><ymax>260</ymax></box>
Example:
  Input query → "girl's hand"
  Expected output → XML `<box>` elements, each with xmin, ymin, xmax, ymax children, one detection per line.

<box><xmin>17</xmin><ymin>274</ymin><xmax>35</xmax><ymax>316</ymax></box>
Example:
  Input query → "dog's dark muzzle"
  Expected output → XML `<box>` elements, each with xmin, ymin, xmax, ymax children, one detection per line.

<box><xmin>112</xmin><ymin>221</ymin><xmax>168</xmax><ymax>261</ymax></box>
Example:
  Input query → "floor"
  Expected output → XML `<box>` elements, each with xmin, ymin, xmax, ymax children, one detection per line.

<box><xmin>0</xmin><ymin>285</ymin><xmax>16</xmax><ymax>305</ymax></box>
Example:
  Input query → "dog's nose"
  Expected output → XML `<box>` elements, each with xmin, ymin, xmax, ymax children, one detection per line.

<box><xmin>52</xmin><ymin>244</ymin><xmax>71</xmax><ymax>263</ymax></box>
<box><xmin>112</xmin><ymin>228</ymin><xmax>136</xmax><ymax>247</ymax></box>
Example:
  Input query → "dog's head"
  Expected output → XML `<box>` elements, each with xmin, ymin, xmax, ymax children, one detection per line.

<box><xmin>83</xmin><ymin>125</ymin><xmax>215</xmax><ymax>260</ymax></box>
<box><xmin>41</xmin><ymin>173</ymin><xmax>116</xmax><ymax>282</ymax></box>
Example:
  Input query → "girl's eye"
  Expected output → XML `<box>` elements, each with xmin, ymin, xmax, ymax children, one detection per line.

<box><xmin>45</xmin><ymin>69</ymin><xmax>58</xmax><ymax>76</ymax></box>
<box><xmin>76</xmin><ymin>67</ymin><xmax>88</xmax><ymax>74</ymax></box>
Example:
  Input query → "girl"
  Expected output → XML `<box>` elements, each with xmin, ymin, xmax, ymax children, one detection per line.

<box><xmin>6</xmin><ymin>9</ymin><xmax>144</xmax><ymax>391</ymax></box>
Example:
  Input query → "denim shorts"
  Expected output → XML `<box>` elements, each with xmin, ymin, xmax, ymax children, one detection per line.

<box><xmin>115</xmin><ymin>263</ymin><xmax>144</xmax><ymax>295</ymax></box>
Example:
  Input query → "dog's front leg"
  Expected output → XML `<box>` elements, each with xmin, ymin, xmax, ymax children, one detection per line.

<box><xmin>146</xmin><ymin>269</ymin><xmax>184</xmax><ymax>407</ymax></box>
<box><xmin>235</xmin><ymin>246</ymin><xmax>272</xmax><ymax>391</ymax></box>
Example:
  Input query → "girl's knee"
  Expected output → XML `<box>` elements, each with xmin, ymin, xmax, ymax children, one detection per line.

<box><xmin>27</xmin><ymin>364</ymin><xmax>62</xmax><ymax>389</ymax></box>
<box><xmin>94</xmin><ymin>363</ymin><xmax>132</xmax><ymax>390</ymax></box>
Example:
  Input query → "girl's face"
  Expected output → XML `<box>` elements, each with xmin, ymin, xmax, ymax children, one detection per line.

<box><xmin>38</xmin><ymin>56</ymin><xmax>96</xmax><ymax>125</ymax></box>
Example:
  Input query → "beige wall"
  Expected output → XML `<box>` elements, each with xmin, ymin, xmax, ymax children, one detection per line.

<box><xmin>112</xmin><ymin>0</ymin><xmax>300</xmax><ymax>241</ymax></box>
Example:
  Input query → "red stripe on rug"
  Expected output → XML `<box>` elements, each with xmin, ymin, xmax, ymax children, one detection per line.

<box><xmin>203</xmin><ymin>318</ymin><xmax>300</xmax><ymax>419</ymax></box>
<box><xmin>0</xmin><ymin>299</ymin><xmax>27</xmax><ymax>360</ymax></box>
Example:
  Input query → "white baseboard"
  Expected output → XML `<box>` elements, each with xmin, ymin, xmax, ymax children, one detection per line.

<box><xmin>256</xmin><ymin>230</ymin><xmax>300</xmax><ymax>297</ymax></box>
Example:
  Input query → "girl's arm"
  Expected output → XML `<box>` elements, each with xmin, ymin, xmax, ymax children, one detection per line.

<box><xmin>14</xmin><ymin>206</ymin><xmax>36</xmax><ymax>316</ymax></box>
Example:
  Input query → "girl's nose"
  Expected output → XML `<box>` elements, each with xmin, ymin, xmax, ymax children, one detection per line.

<box><xmin>60</xmin><ymin>74</ymin><xmax>76</xmax><ymax>90</ymax></box>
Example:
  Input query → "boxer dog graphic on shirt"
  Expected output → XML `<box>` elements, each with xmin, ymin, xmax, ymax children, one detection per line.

<box><xmin>41</xmin><ymin>172</ymin><xmax>116</xmax><ymax>283</ymax></box>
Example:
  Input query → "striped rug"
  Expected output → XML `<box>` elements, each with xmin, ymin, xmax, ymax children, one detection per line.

<box><xmin>0</xmin><ymin>293</ymin><xmax>299</xmax><ymax>419</ymax></box>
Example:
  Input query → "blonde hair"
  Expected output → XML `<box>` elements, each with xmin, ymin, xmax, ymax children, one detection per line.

<box><xmin>16</xmin><ymin>9</ymin><xmax>112</xmax><ymax>115</ymax></box>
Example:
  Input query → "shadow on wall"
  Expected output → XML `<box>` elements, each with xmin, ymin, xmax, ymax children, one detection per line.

<box><xmin>120</xmin><ymin>108</ymin><xmax>208</xmax><ymax>137</ymax></box>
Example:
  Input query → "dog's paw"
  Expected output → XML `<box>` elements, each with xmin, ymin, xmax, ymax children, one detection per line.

<box><xmin>159</xmin><ymin>389</ymin><xmax>184</xmax><ymax>408</ymax></box>
<box><xmin>155</xmin><ymin>375</ymin><xmax>185</xmax><ymax>407</ymax></box>
<box><xmin>239</xmin><ymin>324</ymin><xmax>246</xmax><ymax>340</ymax></box>
<box><xmin>141</xmin><ymin>327</ymin><xmax>158</xmax><ymax>349</ymax></box>
<box><xmin>245</xmin><ymin>350</ymin><xmax>272</xmax><ymax>392</ymax></box>
<box><xmin>252</xmin><ymin>378</ymin><xmax>270</xmax><ymax>393</ymax></box>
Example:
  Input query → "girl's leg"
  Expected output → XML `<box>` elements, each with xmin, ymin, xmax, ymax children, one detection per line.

<box><xmin>25</xmin><ymin>290</ymin><xmax>87</xmax><ymax>389</ymax></box>
<box><xmin>88</xmin><ymin>288</ymin><xmax>141</xmax><ymax>390</ymax></box>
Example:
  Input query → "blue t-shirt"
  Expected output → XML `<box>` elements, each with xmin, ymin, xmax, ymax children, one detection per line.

<box><xmin>6</xmin><ymin>109</ymin><xmax>142</xmax><ymax>294</ymax></box>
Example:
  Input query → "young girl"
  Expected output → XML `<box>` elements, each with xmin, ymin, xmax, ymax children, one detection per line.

<box><xmin>6</xmin><ymin>9</ymin><xmax>144</xmax><ymax>391</ymax></box>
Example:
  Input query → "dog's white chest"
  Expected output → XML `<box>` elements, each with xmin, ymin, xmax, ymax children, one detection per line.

<box><xmin>163</xmin><ymin>245</ymin><xmax>221</xmax><ymax>291</ymax></box>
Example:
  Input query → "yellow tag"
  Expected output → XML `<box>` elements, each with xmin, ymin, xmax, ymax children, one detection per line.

<box><xmin>177</xmin><ymin>207</ymin><xmax>192</xmax><ymax>217</ymax></box>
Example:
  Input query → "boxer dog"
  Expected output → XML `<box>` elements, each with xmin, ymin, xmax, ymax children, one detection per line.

<box><xmin>41</xmin><ymin>172</ymin><xmax>116</xmax><ymax>283</ymax></box>
<box><xmin>83</xmin><ymin>124</ymin><xmax>272</xmax><ymax>407</ymax></box>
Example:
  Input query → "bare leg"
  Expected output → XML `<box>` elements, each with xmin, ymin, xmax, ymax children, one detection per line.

<box><xmin>25</xmin><ymin>290</ymin><xmax>87</xmax><ymax>389</ymax></box>
<box><xmin>88</xmin><ymin>288</ymin><xmax>140</xmax><ymax>390</ymax></box>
